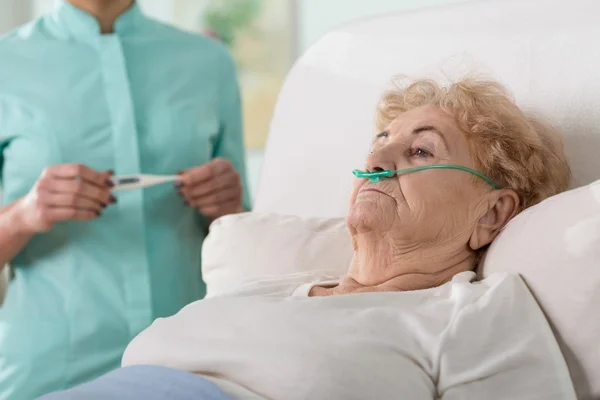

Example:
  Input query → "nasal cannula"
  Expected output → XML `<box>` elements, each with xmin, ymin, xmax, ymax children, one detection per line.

<box><xmin>352</xmin><ymin>164</ymin><xmax>501</xmax><ymax>189</ymax></box>
<box><xmin>110</xmin><ymin>174</ymin><xmax>180</xmax><ymax>192</ymax></box>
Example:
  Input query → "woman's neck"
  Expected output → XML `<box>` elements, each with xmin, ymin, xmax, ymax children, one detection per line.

<box><xmin>68</xmin><ymin>0</ymin><xmax>134</xmax><ymax>33</ymax></box>
<box><xmin>342</xmin><ymin>230</ymin><xmax>475</xmax><ymax>292</ymax></box>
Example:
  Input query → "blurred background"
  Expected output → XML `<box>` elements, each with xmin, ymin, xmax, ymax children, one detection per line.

<box><xmin>0</xmin><ymin>0</ymin><xmax>464</xmax><ymax>201</ymax></box>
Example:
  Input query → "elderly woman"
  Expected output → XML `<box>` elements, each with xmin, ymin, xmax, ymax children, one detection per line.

<box><xmin>41</xmin><ymin>78</ymin><xmax>576</xmax><ymax>400</ymax></box>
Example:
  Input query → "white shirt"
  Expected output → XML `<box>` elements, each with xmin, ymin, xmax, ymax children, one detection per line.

<box><xmin>122</xmin><ymin>271</ymin><xmax>576</xmax><ymax>400</ymax></box>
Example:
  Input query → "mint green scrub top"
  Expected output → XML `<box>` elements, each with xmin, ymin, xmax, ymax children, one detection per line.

<box><xmin>0</xmin><ymin>2</ymin><xmax>250</xmax><ymax>399</ymax></box>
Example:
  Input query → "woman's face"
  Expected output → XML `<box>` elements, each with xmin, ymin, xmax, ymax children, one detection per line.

<box><xmin>347</xmin><ymin>105</ymin><xmax>492</xmax><ymax>245</ymax></box>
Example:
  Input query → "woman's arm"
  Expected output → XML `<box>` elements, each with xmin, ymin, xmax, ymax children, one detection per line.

<box><xmin>212</xmin><ymin>50</ymin><xmax>251</xmax><ymax>212</ymax></box>
<box><xmin>0</xmin><ymin>199</ymin><xmax>36</xmax><ymax>273</ymax></box>
<box><xmin>177</xmin><ymin>48</ymin><xmax>251</xmax><ymax>221</ymax></box>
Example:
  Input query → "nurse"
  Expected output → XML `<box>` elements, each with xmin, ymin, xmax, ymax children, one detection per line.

<box><xmin>0</xmin><ymin>0</ymin><xmax>251</xmax><ymax>399</ymax></box>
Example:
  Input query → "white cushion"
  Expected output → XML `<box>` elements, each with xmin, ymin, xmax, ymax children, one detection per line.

<box><xmin>202</xmin><ymin>213</ymin><xmax>351</xmax><ymax>297</ymax></box>
<box><xmin>203</xmin><ymin>180</ymin><xmax>600</xmax><ymax>399</ymax></box>
<box><xmin>479</xmin><ymin>180</ymin><xmax>600</xmax><ymax>399</ymax></box>
<box><xmin>248</xmin><ymin>0</ymin><xmax>600</xmax><ymax>397</ymax></box>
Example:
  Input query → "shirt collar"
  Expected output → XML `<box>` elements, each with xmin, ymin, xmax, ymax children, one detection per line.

<box><xmin>51</xmin><ymin>0</ymin><xmax>144</xmax><ymax>39</ymax></box>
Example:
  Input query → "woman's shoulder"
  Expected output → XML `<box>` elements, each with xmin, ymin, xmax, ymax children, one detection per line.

<box><xmin>140</xmin><ymin>19</ymin><xmax>234</xmax><ymax>64</ymax></box>
<box><xmin>437</xmin><ymin>272</ymin><xmax>576</xmax><ymax>398</ymax></box>
<box><xmin>0</xmin><ymin>18</ymin><xmax>49</xmax><ymax>58</ymax></box>
<box><xmin>446</xmin><ymin>270</ymin><xmax>529</xmax><ymax>304</ymax></box>
<box><xmin>442</xmin><ymin>271</ymin><xmax>544</xmax><ymax>332</ymax></box>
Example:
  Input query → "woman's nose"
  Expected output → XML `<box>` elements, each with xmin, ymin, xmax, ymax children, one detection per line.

<box><xmin>365</xmin><ymin>150</ymin><xmax>396</xmax><ymax>173</ymax></box>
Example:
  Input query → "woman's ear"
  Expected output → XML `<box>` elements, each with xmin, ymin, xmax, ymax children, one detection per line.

<box><xmin>469</xmin><ymin>189</ymin><xmax>520</xmax><ymax>251</ymax></box>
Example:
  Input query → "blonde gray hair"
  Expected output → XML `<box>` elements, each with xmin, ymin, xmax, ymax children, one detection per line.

<box><xmin>375</xmin><ymin>77</ymin><xmax>571</xmax><ymax>210</ymax></box>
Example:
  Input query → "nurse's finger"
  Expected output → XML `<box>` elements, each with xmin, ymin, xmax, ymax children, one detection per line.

<box><xmin>39</xmin><ymin>178</ymin><xmax>115</xmax><ymax>206</ymax></box>
<box><xmin>45</xmin><ymin>164</ymin><xmax>112</xmax><ymax>188</ymax></box>
<box><xmin>180</xmin><ymin>171</ymin><xmax>240</xmax><ymax>199</ymax></box>
<box><xmin>179</xmin><ymin>164</ymin><xmax>212</xmax><ymax>186</ymax></box>
<box><xmin>39</xmin><ymin>191</ymin><xmax>106</xmax><ymax>212</ymax></box>
<box><xmin>189</xmin><ymin>186</ymin><xmax>240</xmax><ymax>208</ymax></box>
<box><xmin>42</xmin><ymin>206</ymin><xmax>99</xmax><ymax>223</ymax></box>
<box><xmin>180</xmin><ymin>158</ymin><xmax>233</xmax><ymax>186</ymax></box>
<box><xmin>196</xmin><ymin>198</ymin><xmax>241</xmax><ymax>218</ymax></box>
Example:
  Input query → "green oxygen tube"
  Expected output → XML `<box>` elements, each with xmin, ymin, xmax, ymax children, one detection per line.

<box><xmin>352</xmin><ymin>165</ymin><xmax>501</xmax><ymax>189</ymax></box>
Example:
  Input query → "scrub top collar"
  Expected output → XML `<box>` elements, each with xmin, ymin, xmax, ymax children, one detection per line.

<box><xmin>51</xmin><ymin>0</ymin><xmax>144</xmax><ymax>41</ymax></box>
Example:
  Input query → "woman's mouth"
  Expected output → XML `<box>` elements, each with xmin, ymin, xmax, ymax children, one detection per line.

<box><xmin>359</xmin><ymin>188</ymin><xmax>386</xmax><ymax>195</ymax></box>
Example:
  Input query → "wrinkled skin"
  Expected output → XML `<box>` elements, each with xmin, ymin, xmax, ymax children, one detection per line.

<box><xmin>312</xmin><ymin>105</ymin><xmax>520</xmax><ymax>296</ymax></box>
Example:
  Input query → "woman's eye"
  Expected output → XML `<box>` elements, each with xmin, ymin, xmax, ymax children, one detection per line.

<box><xmin>375</xmin><ymin>131</ymin><xmax>389</xmax><ymax>139</ymax></box>
<box><xmin>411</xmin><ymin>147</ymin><xmax>432</xmax><ymax>157</ymax></box>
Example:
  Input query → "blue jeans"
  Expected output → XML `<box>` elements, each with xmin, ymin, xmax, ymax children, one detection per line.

<box><xmin>38</xmin><ymin>365</ymin><xmax>232</xmax><ymax>400</ymax></box>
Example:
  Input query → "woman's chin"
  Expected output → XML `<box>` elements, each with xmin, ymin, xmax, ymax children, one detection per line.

<box><xmin>347</xmin><ymin>202</ymin><xmax>395</xmax><ymax>233</ymax></box>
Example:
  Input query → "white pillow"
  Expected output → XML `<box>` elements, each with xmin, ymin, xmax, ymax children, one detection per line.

<box><xmin>479</xmin><ymin>180</ymin><xmax>600</xmax><ymax>400</ymax></box>
<box><xmin>201</xmin><ymin>180</ymin><xmax>600</xmax><ymax>400</ymax></box>
<box><xmin>202</xmin><ymin>213</ymin><xmax>352</xmax><ymax>296</ymax></box>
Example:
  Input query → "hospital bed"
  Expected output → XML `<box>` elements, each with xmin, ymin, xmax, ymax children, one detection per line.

<box><xmin>248</xmin><ymin>0</ymin><xmax>600</xmax><ymax>398</ymax></box>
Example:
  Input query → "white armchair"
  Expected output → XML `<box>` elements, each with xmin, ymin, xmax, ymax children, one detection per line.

<box><xmin>254</xmin><ymin>0</ymin><xmax>600</xmax><ymax>398</ymax></box>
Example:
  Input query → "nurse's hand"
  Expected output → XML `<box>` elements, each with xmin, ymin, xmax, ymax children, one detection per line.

<box><xmin>16</xmin><ymin>164</ymin><xmax>116</xmax><ymax>234</ymax></box>
<box><xmin>177</xmin><ymin>158</ymin><xmax>243</xmax><ymax>219</ymax></box>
